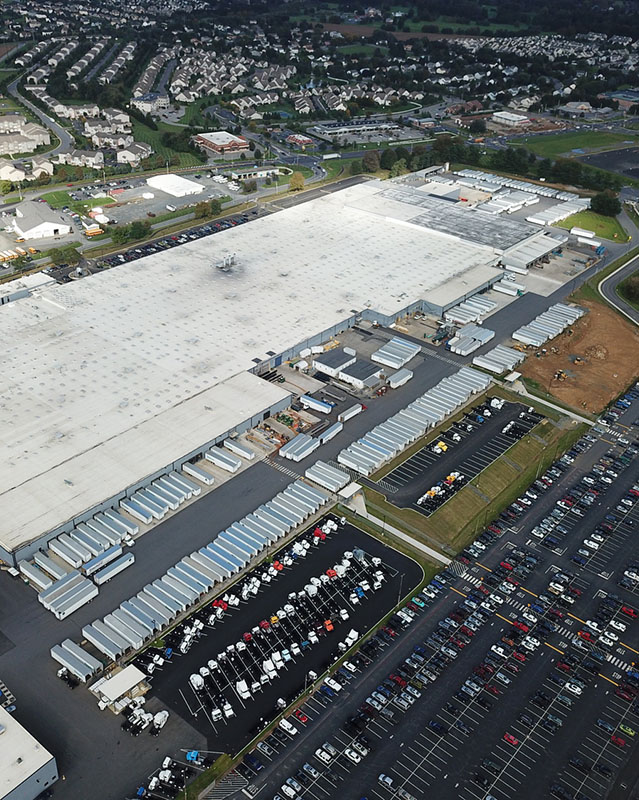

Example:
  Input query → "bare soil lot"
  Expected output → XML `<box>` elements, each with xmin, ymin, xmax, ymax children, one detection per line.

<box><xmin>520</xmin><ymin>299</ymin><xmax>639</xmax><ymax>412</ymax></box>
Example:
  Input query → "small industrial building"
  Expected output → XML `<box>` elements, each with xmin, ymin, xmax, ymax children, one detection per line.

<box><xmin>338</xmin><ymin>360</ymin><xmax>384</xmax><ymax>390</ymax></box>
<box><xmin>312</xmin><ymin>349</ymin><xmax>356</xmax><ymax>378</ymax></box>
<box><xmin>230</xmin><ymin>167</ymin><xmax>280</xmax><ymax>181</ymax></box>
<box><xmin>146</xmin><ymin>173</ymin><xmax>205</xmax><ymax>198</ymax></box>
<box><xmin>12</xmin><ymin>202</ymin><xmax>71</xmax><ymax>240</ymax></box>
<box><xmin>193</xmin><ymin>131</ymin><xmax>249</xmax><ymax>157</ymax></box>
<box><xmin>492</xmin><ymin>111</ymin><xmax>529</xmax><ymax>127</ymax></box>
<box><xmin>0</xmin><ymin>706</ymin><xmax>58</xmax><ymax>800</ymax></box>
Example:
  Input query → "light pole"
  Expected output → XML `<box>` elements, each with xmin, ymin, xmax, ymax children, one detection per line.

<box><xmin>397</xmin><ymin>573</ymin><xmax>404</xmax><ymax>606</ymax></box>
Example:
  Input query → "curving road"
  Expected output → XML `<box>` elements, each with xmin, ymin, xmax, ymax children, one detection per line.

<box><xmin>598</xmin><ymin>250</ymin><xmax>639</xmax><ymax>325</ymax></box>
<box><xmin>7</xmin><ymin>77</ymin><xmax>74</xmax><ymax>156</ymax></box>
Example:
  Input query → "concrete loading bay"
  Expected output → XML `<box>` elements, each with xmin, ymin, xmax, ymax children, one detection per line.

<box><xmin>245</xmin><ymin>407</ymin><xmax>639</xmax><ymax>800</ymax></box>
<box><xmin>149</xmin><ymin>517</ymin><xmax>422</xmax><ymax>756</ymax></box>
<box><xmin>376</xmin><ymin>401</ymin><xmax>544</xmax><ymax>515</ymax></box>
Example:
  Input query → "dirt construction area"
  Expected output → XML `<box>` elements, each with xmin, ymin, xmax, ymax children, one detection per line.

<box><xmin>520</xmin><ymin>299</ymin><xmax>639</xmax><ymax>413</ymax></box>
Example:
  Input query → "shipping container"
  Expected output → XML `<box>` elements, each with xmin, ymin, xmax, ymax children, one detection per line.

<box><xmin>33</xmin><ymin>550</ymin><xmax>68</xmax><ymax>581</ymax></box>
<box><xmin>145</xmin><ymin>583</ymin><xmax>182</xmax><ymax>615</ymax></box>
<box><xmin>82</xmin><ymin>623</ymin><xmax>123</xmax><ymax>661</ymax></box>
<box><xmin>59</xmin><ymin>638</ymin><xmax>102</xmax><ymax>674</ymax></box>
<box><xmin>112</xmin><ymin>608</ymin><xmax>150</xmax><ymax>645</ymax></box>
<box><xmin>157</xmin><ymin>475</ymin><xmax>189</xmax><ymax>502</ymax></box>
<box><xmin>182</xmin><ymin>461</ymin><xmax>215</xmax><ymax>486</ymax></box>
<box><xmin>300</xmin><ymin>394</ymin><xmax>333</xmax><ymax>414</ymax></box>
<box><xmin>168</xmin><ymin>471</ymin><xmax>201</xmax><ymax>496</ymax></box>
<box><xmin>92</xmin><ymin>619</ymin><xmax>130</xmax><ymax>654</ymax></box>
<box><xmin>129</xmin><ymin>492</ymin><xmax>162</xmax><ymax>521</ymax></box>
<box><xmin>51</xmin><ymin>581</ymin><xmax>98</xmax><ymax>620</ymax></box>
<box><xmin>146</xmin><ymin>484</ymin><xmax>179</xmax><ymax>511</ymax></box>
<box><xmin>51</xmin><ymin>644</ymin><xmax>94</xmax><ymax>682</ymax></box>
<box><xmin>94</xmin><ymin>513</ymin><xmax>127</xmax><ymax>539</ymax></box>
<box><xmin>49</xmin><ymin>538</ymin><xmax>83</xmax><ymax>569</ymax></box>
<box><xmin>70</xmin><ymin>529</ymin><xmax>103</xmax><ymax>558</ymax></box>
<box><xmin>205</xmin><ymin>447</ymin><xmax>242</xmax><ymax>473</ymax></box>
<box><xmin>104</xmin><ymin>614</ymin><xmax>142</xmax><ymax>650</ymax></box>
<box><xmin>223</xmin><ymin>438</ymin><xmax>255</xmax><ymax>460</ymax></box>
<box><xmin>338</xmin><ymin>404</ymin><xmax>363</xmax><ymax>423</ymax></box>
<box><xmin>137</xmin><ymin>489</ymin><xmax>168</xmax><ymax>518</ymax></box>
<box><xmin>82</xmin><ymin>545</ymin><xmax>123</xmax><ymax>577</ymax></box>
<box><xmin>93</xmin><ymin>553</ymin><xmax>135</xmax><ymax>585</ymax></box>
<box><xmin>156</xmin><ymin>577</ymin><xmax>189</xmax><ymax>609</ymax></box>
<box><xmin>76</xmin><ymin>522</ymin><xmax>112</xmax><ymax>551</ymax></box>
<box><xmin>124</xmin><ymin>599</ymin><xmax>160</xmax><ymax>633</ymax></box>
<box><xmin>19</xmin><ymin>560</ymin><xmax>53</xmax><ymax>591</ymax></box>
<box><xmin>38</xmin><ymin>571</ymin><xmax>83</xmax><ymax>607</ymax></box>
<box><xmin>104</xmin><ymin>509</ymin><xmax>139</xmax><ymax>536</ymax></box>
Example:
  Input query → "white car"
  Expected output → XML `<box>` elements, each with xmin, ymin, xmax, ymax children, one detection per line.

<box><xmin>624</xmin><ymin>570</ymin><xmax>639</xmax><ymax>581</ymax></box>
<box><xmin>591</xmin><ymin>533</ymin><xmax>605</xmax><ymax>543</ymax></box>
<box><xmin>564</xmin><ymin>682</ymin><xmax>583</xmax><ymax>696</ymax></box>
<box><xmin>490</xmin><ymin>645</ymin><xmax>508</xmax><ymax>658</ymax></box>
<box><xmin>609</xmin><ymin>620</ymin><xmax>627</xmax><ymax>632</ymax></box>
<box><xmin>560</xmin><ymin>594</ymin><xmax>575</xmax><ymax>605</ymax></box>
<box><xmin>599</xmin><ymin>635</ymin><xmax>615</xmax><ymax>648</ymax></box>
<box><xmin>279</xmin><ymin>719</ymin><xmax>299</xmax><ymax>736</ymax></box>
<box><xmin>522</xmin><ymin>611</ymin><xmax>538</xmax><ymax>624</ymax></box>
<box><xmin>583</xmin><ymin>539</ymin><xmax>600</xmax><ymax>550</ymax></box>
<box><xmin>490</xmin><ymin>594</ymin><xmax>504</xmax><ymax>605</ymax></box>
<box><xmin>604</xmin><ymin>630</ymin><xmax>619</xmax><ymax>642</ymax></box>
<box><xmin>584</xmin><ymin>620</ymin><xmax>601</xmax><ymax>632</ymax></box>
<box><xmin>315</xmin><ymin>748</ymin><xmax>332</xmax><ymax>765</ymax></box>
<box><xmin>500</xmin><ymin>582</ymin><xmax>516</xmax><ymax>594</ymax></box>
<box><xmin>345</xmin><ymin>748</ymin><xmax>361</xmax><ymax>764</ymax></box>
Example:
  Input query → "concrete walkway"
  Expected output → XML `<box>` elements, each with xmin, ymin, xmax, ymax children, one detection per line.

<box><xmin>510</xmin><ymin>381</ymin><xmax>595</xmax><ymax>426</ymax></box>
<box><xmin>345</xmin><ymin>494</ymin><xmax>451</xmax><ymax>565</ymax></box>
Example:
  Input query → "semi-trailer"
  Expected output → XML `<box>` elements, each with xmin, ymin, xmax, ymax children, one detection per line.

<box><xmin>93</xmin><ymin>552</ymin><xmax>135</xmax><ymax>585</ymax></box>
<box><xmin>182</xmin><ymin>461</ymin><xmax>215</xmax><ymax>485</ymax></box>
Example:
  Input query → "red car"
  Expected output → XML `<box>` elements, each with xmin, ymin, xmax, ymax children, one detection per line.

<box><xmin>549</xmin><ymin>609</ymin><xmax>564</xmax><ymax>620</ymax></box>
<box><xmin>505</xmin><ymin>662</ymin><xmax>519</xmax><ymax>674</ymax></box>
<box><xmin>477</xmin><ymin>585</ymin><xmax>490</xmax><ymax>596</ymax></box>
<box><xmin>556</xmin><ymin>662</ymin><xmax>571</xmax><ymax>673</ymax></box>
<box><xmin>513</xmin><ymin>621</ymin><xmax>529</xmax><ymax>633</ymax></box>
<box><xmin>611</xmin><ymin>735</ymin><xmax>626</xmax><ymax>747</ymax></box>
<box><xmin>622</xmin><ymin>606</ymin><xmax>638</xmax><ymax>618</ymax></box>
<box><xmin>578</xmin><ymin>630</ymin><xmax>594</xmax><ymax>641</ymax></box>
<box><xmin>407</xmin><ymin>602</ymin><xmax>419</xmax><ymax>613</ymax></box>
<box><xmin>390</xmin><ymin>674</ymin><xmax>407</xmax><ymax>688</ymax></box>
<box><xmin>615</xmin><ymin>689</ymin><xmax>633</xmax><ymax>701</ymax></box>
<box><xmin>500</xmin><ymin>561</ymin><xmax>514</xmax><ymax>571</ymax></box>
<box><xmin>567</xmin><ymin>587</ymin><xmax>582</xmax><ymax>597</ymax></box>
<box><xmin>383</xmin><ymin>626</ymin><xmax>397</xmax><ymax>638</ymax></box>
<box><xmin>503</xmin><ymin>733</ymin><xmax>519</xmax><ymax>746</ymax></box>
<box><xmin>259</xmin><ymin>619</ymin><xmax>270</xmax><ymax>630</ymax></box>
<box><xmin>486</xmin><ymin>685</ymin><xmax>500</xmax><ymax>696</ymax></box>
<box><xmin>513</xmin><ymin>652</ymin><xmax>526</xmax><ymax>662</ymax></box>
<box><xmin>629</xmin><ymin>489</ymin><xmax>639</xmax><ymax>497</ymax></box>
<box><xmin>460</xmin><ymin>626</ymin><xmax>474</xmax><ymax>637</ymax></box>
<box><xmin>294</xmin><ymin>709</ymin><xmax>309</xmax><ymax>723</ymax></box>
<box><xmin>506</xmin><ymin>577</ymin><xmax>520</xmax><ymax>587</ymax></box>
<box><xmin>242</xmin><ymin>632</ymin><xmax>252</xmax><ymax>642</ymax></box>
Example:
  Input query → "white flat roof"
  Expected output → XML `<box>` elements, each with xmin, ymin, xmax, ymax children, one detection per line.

<box><xmin>198</xmin><ymin>131</ymin><xmax>247</xmax><ymax>146</ymax></box>
<box><xmin>0</xmin><ymin>705</ymin><xmax>55</xmax><ymax>797</ymax></box>
<box><xmin>0</xmin><ymin>180</ymin><xmax>502</xmax><ymax>552</ymax></box>
<box><xmin>97</xmin><ymin>665</ymin><xmax>146</xmax><ymax>703</ymax></box>
<box><xmin>146</xmin><ymin>173</ymin><xmax>204</xmax><ymax>197</ymax></box>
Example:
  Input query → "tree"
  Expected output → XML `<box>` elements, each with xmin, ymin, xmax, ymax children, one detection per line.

<box><xmin>194</xmin><ymin>201</ymin><xmax>209</xmax><ymax>218</ymax></box>
<box><xmin>620</xmin><ymin>274</ymin><xmax>639</xmax><ymax>303</ymax></box>
<box><xmin>380</xmin><ymin>148</ymin><xmax>397</xmax><ymax>170</ymax></box>
<box><xmin>389</xmin><ymin>159</ymin><xmax>407</xmax><ymax>178</ymax></box>
<box><xmin>242</xmin><ymin>179</ymin><xmax>258</xmax><ymax>194</ymax></box>
<box><xmin>289</xmin><ymin>171</ymin><xmax>305</xmax><ymax>191</ymax></box>
<box><xmin>350</xmin><ymin>158</ymin><xmax>363</xmax><ymax>175</ymax></box>
<box><xmin>590</xmin><ymin>191</ymin><xmax>621</xmax><ymax>217</ymax></box>
<box><xmin>129</xmin><ymin>220</ymin><xmax>151</xmax><ymax>240</ymax></box>
<box><xmin>209</xmin><ymin>198</ymin><xmax>222</xmax><ymax>216</ymax></box>
<box><xmin>362</xmin><ymin>150</ymin><xmax>380</xmax><ymax>172</ymax></box>
<box><xmin>394</xmin><ymin>146</ymin><xmax>411</xmax><ymax>163</ymax></box>
<box><xmin>0</xmin><ymin>180</ymin><xmax>11</xmax><ymax>195</ymax></box>
<box><xmin>469</xmin><ymin>118</ymin><xmax>486</xmax><ymax>134</ymax></box>
<box><xmin>110</xmin><ymin>226</ymin><xmax>129</xmax><ymax>244</ymax></box>
<box><xmin>51</xmin><ymin>244</ymin><xmax>80</xmax><ymax>265</ymax></box>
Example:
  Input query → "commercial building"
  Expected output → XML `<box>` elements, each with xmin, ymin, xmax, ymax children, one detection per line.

<box><xmin>193</xmin><ymin>131</ymin><xmax>250</xmax><ymax>157</ymax></box>
<box><xmin>146</xmin><ymin>173</ymin><xmax>205</xmax><ymax>198</ymax></box>
<box><xmin>310</xmin><ymin>118</ymin><xmax>401</xmax><ymax>140</ymax></box>
<box><xmin>492</xmin><ymin>110</ymin><xmax>529</xmax><ymax>127</ymax></box>
<box><xmin>12</xmin><ymin>202</ymin><xmax>72</xmax><ymax>240</ymax></box>
<box><xmin>0</xmin><ymin>178</ymin><xmax>550</xmax><ymax>563</ymax></box>
<box><xmin>0</xmin><ymin>706</ymin><xmax>58</xmax><ymax>800</ymax></box>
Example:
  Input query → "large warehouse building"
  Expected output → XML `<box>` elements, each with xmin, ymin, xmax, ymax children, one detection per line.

<box><xmin>0</xmin><ymin>179</ymin><xmax>553</xmax><ymax>563</ymax></box>
<box><xmin>0</xmin><ymin>706</ymin><xmax>58</xmax><ymax>800</ymax></box>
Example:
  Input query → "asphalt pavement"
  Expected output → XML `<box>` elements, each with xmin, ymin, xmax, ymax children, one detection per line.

<box><xmin>241</xmin><ymin>398</ymin><xmax>639</xmax><ymax>800</ymax></box>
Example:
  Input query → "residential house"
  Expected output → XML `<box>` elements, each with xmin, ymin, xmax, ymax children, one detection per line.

<box><xmin>90</xmin><ymin>131</ymin><xmax>134</xmax><ymax>149</ymax></box>
<box><xmin>116</xmin><ymin>142</ymin><xmax>154</xmax><ymax>166</ymax></box>
<box><xmin>129</xmin><ymin>92</ymin><xmax>170</xmax><ymax>115</ymax></box>
<box><xmin>57</xmin><ymin>149</ymin><xmax>104</xmax><ymax>168</ymax></box>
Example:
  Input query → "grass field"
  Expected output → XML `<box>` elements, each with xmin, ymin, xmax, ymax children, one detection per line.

<box><xmin>363</xmin><ymin>416</ymin><xmax>584</xmax><ymax>556</ymax></box>
<box><xmin>516</xmin><ymin>131</ymin><xmax>639</xmax><ymax>159</ymax></box>
<box><xmin>555</xmin><ymin>210</ymin><xmax>629</xmax><ymax>241</ymax></box>
<box><xmin>617</xmin><ymin>270</ymin><xmax>639</xmax><ymax>311</ymax></box>
<box><xmin>131</xmin><ymin>120</ymin><xmax>201</xmax><ymax>168</ymax></box>
<box><xmin>42</xmin><ymin>190</ymin><xmax>115</xmax><ymax>213</ymax></box>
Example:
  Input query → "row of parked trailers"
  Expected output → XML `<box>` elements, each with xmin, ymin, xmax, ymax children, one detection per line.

<box><xmin>337</xmin><ymin>367</ymin><xmax>492</xmax><ymax>476</ymax></box>
<box><xmin>512</xmin><ymin>303</ymin><xmax>587</xmax><ymax>348</ymax></box>
<box><xmin>120</xmin><ymin>470</ymin><xmax>204</xmax><ymax>524</ymax></box>
<box><xmin>455</xmin><ymin>169</ymin><xmax>579</xmax><ymax>201</ymax></box>
<box><xmin>371</xmin><ymin>336</ymin><xmax>421</xmax><ymax>370</ymax></box>
<box><xmin>63</xmin><ymin>480</ymin><xmax>331</xmax><ymax>665</ymax></box>
<box><xmin>443</xmin><ymin>295</ymin><xmax>497</xmax><ymax>326</ymax></box>
<box><xmin>472</xmin><ymin>344</ymin><xmax>526</xmax><ymax>374</ymax></box>
<box><xmin>447</xmin><ymin>323</ymin><xmax>495</xmax><ymax>356</ymax></box>
<box><xmin>304</xmin><ymin>460</ymin><xmax>351</xmax><ymax>493</ymax></box>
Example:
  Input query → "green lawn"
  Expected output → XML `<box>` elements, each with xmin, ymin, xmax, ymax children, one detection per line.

<box><xmin>42</xmin><ymin>190</ymin><xmax>115</xmax><ymax>214</ymax></box>
<box><xmin>555</xmin><ymin>210</ymin><xmax>629</xmax><ymax>241</ymax></box>
<box><xmin>617</xmin><ymin>270</ymin><xmax>639</xmax><ymax>311</ymax></box>
<box><xmin>273</xmin><ymin>165</ymin><xmax>313</xmax><ymax>187</ymax></box>
<box><xmin>516</xmin><ymin>131</ymin><xmax>639</xmax><ymax>159</ymax></box>
<box><xmin>131</xmin><ymin>120</ymin><xmax>201</xmax><ymax>168</ymax></box>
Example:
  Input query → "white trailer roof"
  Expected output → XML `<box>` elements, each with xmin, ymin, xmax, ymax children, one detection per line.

<box><xmin>96</xmin><ymin>664</ymin><xmax>146</xmax><ymax>703</ymax></box>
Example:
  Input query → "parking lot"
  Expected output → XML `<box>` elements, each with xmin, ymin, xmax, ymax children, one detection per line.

<box><xmin>227</xmin><ymin>387</ymin><xmax>639</xmax><ymax>800</ymax></box>
<box><xmin>149</xmin><ymin>517</ymin><xmax>422</xmax><ymax>756</ymax></box>
<box><xmin>377</xmin><ymin>400</ymin><xmax>543</xmax><ymax>516</ymax></box>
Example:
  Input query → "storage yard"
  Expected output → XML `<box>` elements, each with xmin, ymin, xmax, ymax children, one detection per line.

<box><xmin>520</xmin><ymin>299</ymin><xmax>639</xmax><ymax>412</ymax></box>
